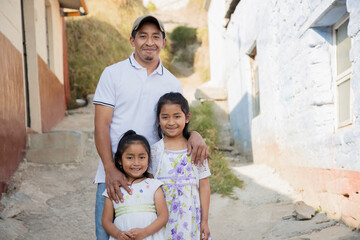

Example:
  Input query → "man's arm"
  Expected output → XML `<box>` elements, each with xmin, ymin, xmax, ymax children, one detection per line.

<box><xmin>187</xmin><ymin>131</ymin><xmax>209</xmax><ymax>166</ymax></box>
<box><xmin>94</xmin><ymin>104</ymin><xmax>131</xmax><ymax>203</ymax></box>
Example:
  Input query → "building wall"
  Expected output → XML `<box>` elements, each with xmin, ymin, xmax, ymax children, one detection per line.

<box><xmin>38</xmin><ymin>55</ymin><xmax>66</xmax><ymax>132</ymax></box>
<box><xmin>0</xmin><ymin>0</ymin><xmax>23</xmax><ymax>52</ymax></box>
<box><xmin>0</xmin><ymin>1</ymin><xmax>26</xmax><ymax>196</ymax></box>
<box><xmin>35</xmin><ymin>0</ymin><xmax>64</xmax><ymax>83</ymax></box>
<box><xmin>0</xmin><ymin>0</ymin><xmax>67</xmax><ymax>196</ymax></box>
<box><xmin>208</xmin><ymin>0</ymin><xmax>360</xmax><ymax>227</ymax></box>
<box><xmin>0</xmin><ymin>32</ymin><xmax>26</xmax><ymax>194</ymax></box>
<box><xmin>25</xmin><ymin>0</ymin><xmax>66</xmax><ymax>132</ymax></box>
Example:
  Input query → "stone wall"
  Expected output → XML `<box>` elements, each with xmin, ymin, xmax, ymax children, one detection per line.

<box><xmin>208</xmin><ymin>0</ymin><xmax>360</xmax><ymax>227</ymax></box>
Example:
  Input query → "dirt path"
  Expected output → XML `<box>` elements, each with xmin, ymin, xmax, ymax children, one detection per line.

<box><xmin>1</xmin><ymin>104</ymin><xmax>359</xmax><ymax>239</ymax></box>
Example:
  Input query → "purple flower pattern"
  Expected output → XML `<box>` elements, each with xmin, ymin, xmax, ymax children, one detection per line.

<box><xmin>158</xmin><ymin>151</ymin><xmax>202</xmax><ymax>239</ymax></box>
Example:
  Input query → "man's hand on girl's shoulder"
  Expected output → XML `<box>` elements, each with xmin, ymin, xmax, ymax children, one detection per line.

<box><xmin>105</xmin><ymin>165</ymin><xmax>131</xmax><ymax>203</ymax></box>
<box><xmin>187</xmin><ymin>131</ymin><xmax>209</xmax><ymax>166</ymax></box>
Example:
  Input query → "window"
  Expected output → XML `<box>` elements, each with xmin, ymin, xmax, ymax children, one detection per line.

<box><xmin>45</xmin><ymin>1</ymin><xmax>54</xmax><ymax>70</ymax></box>
<box><xmin>333</xmin><ymin>16</ymin><xmax>352</xmax><ymax>127</ymax></box>
<box><xmin>249</xmin><ymin>46</ymin><xmax>260</xmax><ymax>118</ymax></box>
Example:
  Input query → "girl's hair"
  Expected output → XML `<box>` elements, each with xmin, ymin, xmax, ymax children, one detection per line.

<box><xmin>114</xmin><ymin>130</ymin><xmax>151</xmax><ymax>178</ymax></box>
<box><xmin>156</xmin><ymin>92</ymin><xmax>190</xmax><ymax>139</ymax></box>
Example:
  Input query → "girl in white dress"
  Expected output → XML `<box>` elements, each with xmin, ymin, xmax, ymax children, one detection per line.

<box><xmin>150</xmin><ymin>92</ymin><xmax>212</xmax><ymax>240</ymax></box>
<box><xmin>102</xmin><ymin>130</ymin><xmax>168</xmax><ymax>240</ymax></box>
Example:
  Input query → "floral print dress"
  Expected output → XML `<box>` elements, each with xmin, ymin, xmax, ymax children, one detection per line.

<box><xmin>150</xmin><ymin>139</ymin><xmax>211</xmax><ymax>240</ymax></box>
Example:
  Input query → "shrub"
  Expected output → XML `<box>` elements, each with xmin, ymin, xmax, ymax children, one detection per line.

<box><xmin>170</xmin><ymin>26</ymin><xmax>198</xmax><ymax>50</ymax></box>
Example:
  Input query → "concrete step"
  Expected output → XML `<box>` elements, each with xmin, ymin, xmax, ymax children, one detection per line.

<box><xmin>25</xmin><ymin>131</ymin><xmax>92</xmax><ymax>164</ymax></box>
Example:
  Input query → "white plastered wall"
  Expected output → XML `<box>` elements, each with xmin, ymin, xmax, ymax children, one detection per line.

<box><xmin>35</xmin><ymin>0</ymin><xmax>64</xmax><ymax>83</ymax></box>
<box><xmin>0</xmin><ymin>0</ymin><xmax>23</xmax><ymax>52</ymax></box>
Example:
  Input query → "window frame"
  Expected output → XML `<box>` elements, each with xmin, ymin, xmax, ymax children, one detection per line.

<box><xmin>249</xmin><ymin>46</ymin><xmax>260</xmax><ymax>118</ymax></box>
<box><xmin>332</xmin><ymin>14</ymin><xmax>353</xmax><ymax>129</ymax></box>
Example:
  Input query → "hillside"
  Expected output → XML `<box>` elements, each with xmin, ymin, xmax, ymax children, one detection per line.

<box><xmin>65</xmin><ymin>0</ymin><xmax>209</xmax><ymax>108</ymax></box>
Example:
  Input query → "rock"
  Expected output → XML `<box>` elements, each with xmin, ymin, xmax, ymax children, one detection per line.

<box><xmin>76</xmin><ymin>99</ymin><xmax>86</xmax><ymax>106</ymax></box>
<box><xmin>282</xmin><ymin>214</ymin><xmax>294</xmax><ymax>220</ymax></box>
<box><xmin>0</xmin><ymin>192</ymin><xmax>33</xmax><ymax>219</ymax></box>
<box><xmin>293</xmin><ymin>201</ymin><xmax>316</xmax><ymax>220</ymax></box>
<box><xmin>315</xmin><ymin>213</ymin><xmax>331</xmax><ymax>224</ymax></box>
<box><xmin>195</xmin><ymin>87</ymin><xmax>227</xmax><ymax>101</ymax></box>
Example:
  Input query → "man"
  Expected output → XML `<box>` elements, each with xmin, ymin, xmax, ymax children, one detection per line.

<box><xmin>93</xmin><ymin>15</ymin><xmax>208</xmax><ymax>239</ymax></box>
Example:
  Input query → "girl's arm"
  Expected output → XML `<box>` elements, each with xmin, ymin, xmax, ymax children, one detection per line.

<box><xmin>199</xmin><ymin>177</ymin><xmax>211</xmax><ymax>240</ymax></box>
<box><xmin>102</xmin><ymin>198</ymin><xmax>133</xmax><ymax>240</ymax></box>
<box><xmin>129</xmin><ymin>187</ymin><xmax>168</xmax><ymax>239</ymax></box>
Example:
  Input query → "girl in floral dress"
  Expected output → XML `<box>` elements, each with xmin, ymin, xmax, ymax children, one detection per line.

<box><xmin>150</xmin><ymin>92</ymin><xmax>212</xmax><ymax>240</ymax></box>
<box><xmin>102</xmin><ymin>130</ymin><xmax>168</xmax><ymax>240</ymax></box>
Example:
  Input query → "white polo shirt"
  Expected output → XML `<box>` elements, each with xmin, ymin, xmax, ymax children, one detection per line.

<box><xmin>93</xmin><ymin>53</ymin><xmax>183</xmax><ymax>183</ymax></box>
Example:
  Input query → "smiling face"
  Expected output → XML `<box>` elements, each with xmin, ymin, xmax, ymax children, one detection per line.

<box><xmin>159</xmin><ymin>103</ymin><xmax>190</xmax><ymax>140</ymax></box>
<box><xmin>130</xmin><ymin>22</ymin><xmax>166</xmax><ymax>68</ymax></box>
<box><xmin>119</xmin><ymin>142</ymin><xmax>149</xmax><ymax>182</ymax></box>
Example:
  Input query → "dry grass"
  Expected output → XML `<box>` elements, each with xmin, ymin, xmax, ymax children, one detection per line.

<box><xmin>190</xmin><ymin>103</ymin><xmax>243</xmax><ymax>197</ymax></box>
<box><xmin>66</xmin><ymin>0</ymin><xmax>146</xmax><ymax>108</ymax></box>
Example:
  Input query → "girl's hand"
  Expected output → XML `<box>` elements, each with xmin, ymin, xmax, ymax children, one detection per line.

<box><xmin>129</xmin><ymin>228</ymin><xmax>146</xmax><ymax>240</ymax></box>
<box><xmin>200</xmin><ymin>221</ymin><xmax>211</xmax><ymax>240</ymax></box>
<box><xmin>187</xmin><ymin>131</ymin><xmax>208</xmax><ymax>166</ymax></box>
<box><xmin>116</xmin><ymin>230</ymin><xmax>133</xmax><ymax>240</ymax></box>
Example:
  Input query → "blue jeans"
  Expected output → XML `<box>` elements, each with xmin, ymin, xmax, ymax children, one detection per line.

<box><xmin>95</xmin><ymin>183</ymin><xmax>109</xmax><ymax>240</ymax></box>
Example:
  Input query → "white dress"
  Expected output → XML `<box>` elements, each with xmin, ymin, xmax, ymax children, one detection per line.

<box><xmin>150</xmin><ymin>139</ymin><xmax>211</xmax><ymax>240</ymax></box>
<box><xmin>102</xmin><ymin>178</ymin><xmax>166</xmax><ymax>240</ymax></box>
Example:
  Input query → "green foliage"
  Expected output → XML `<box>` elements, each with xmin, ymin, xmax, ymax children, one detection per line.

<box><xmin>209</xmin><ymin>151</ymin><xmax>243</xmax><ymax>197</ymax></box>
<box><xmin>170</xmin><ymin>26</ymin><xmax>198</xmax><ymax>49</ymax></box>
<box><xmin>160</xmin><ymin>37</ymin><xmax>173</xmax><ymax>70</ymax></box>
<box><xmin>316</xmin><ymin>205</ymin><xmax>322</xmax><ymax>213</ymax></box>
<box><xmin>147</xmin><ymin>1</ymin><xmax>156</xmax><ymax>11</ymax></box>
<box><xmin>190</xmin><ymin>103</ymin><xmax>243</xmax><ymax>197</ymax></box>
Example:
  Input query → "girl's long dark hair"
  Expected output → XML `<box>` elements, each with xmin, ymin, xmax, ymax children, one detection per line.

<box><xmin>156</xmin><ymin>92</ymin><xmax>190</xmax><ymax>140</ymax></box>
<box><xmin>114</xmin><ymin>130</ymin><xmax>151</xmax><ymax>178</ymax></box>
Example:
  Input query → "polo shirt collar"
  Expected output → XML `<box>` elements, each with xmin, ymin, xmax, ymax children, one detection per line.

<box><xmin>129</xmin><ymin>52</ymin><xmax>164</xmax><ymax>76</ymax></box>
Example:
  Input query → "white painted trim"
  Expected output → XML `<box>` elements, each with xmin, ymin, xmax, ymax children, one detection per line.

<box><xmin>332</xmin><ymin>15</ymin><xmax>354</xmax><ymax>129</ymax></box>
<box><xmin>298</xmin><ymin>0</ymin><xmax>347</xmax><ymax>38</ymax></box>
<box><xmin>246</xmin><ymin>41</ymin><xmax>257</xmax><ymax>56</ymax></box>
